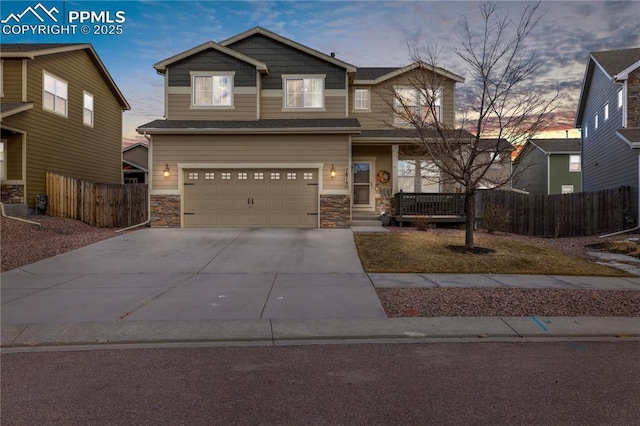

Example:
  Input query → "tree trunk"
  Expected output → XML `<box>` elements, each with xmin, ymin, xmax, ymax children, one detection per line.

<box><xmin>465</xmin><ymin>192</ymin><xmax>475</xmax><ymax>250</ymax></box>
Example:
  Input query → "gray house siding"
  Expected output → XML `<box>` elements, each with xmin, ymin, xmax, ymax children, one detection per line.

<box><xmin>168</xmin><ymin>49</ymin><xmax>257</xmax><ymax>87</ymax></box>
<box><xmin>226</xmin><ymin>34</ymin><xmax>346</xmax><ymax>90</ymax></box>
<box><xmin>513</xmin><ymin>144</ymin><xmax>548</xmax><ymax>195</ymax></box>
<box><xmin>581</xmin><ymin>64</ymin><xmax>637</xmax><ymax>221</ymax></box>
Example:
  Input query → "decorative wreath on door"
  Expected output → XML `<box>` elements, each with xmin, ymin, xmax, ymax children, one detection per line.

<box><xmin>376</xmin><ymin>169</ymin><xmax>391</xmax><ymax>185</ymax></box>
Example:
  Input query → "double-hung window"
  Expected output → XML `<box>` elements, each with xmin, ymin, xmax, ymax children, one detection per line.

<box><xmin>569</xmin><ymin>155</ymin><xmax>581</xmax><ymax>172</ymax></box>
<box><xmin>192</xmin><ymin>73</ymin><xmax>233</xmax><ymax>107</ymax></box>
<box><xmin>284</xmin><ymin>76</ymin><xmax>324</xmax><ymax>109</ymax></box>
<box><xmin>43</xmin><ymin>71</ymin><xmax>68</xmax><ymax>117</ymax></box>
<box><xmin>394</xmin><ymin>86</ymin><xmax>441</xmax><ymax>125</ymax></box>
<box><xmin>83</xmin><ymin>92</ymin><xmax>94</xmax><ymax>126</ymax></box>
<box><xmin>354</xmin><ymin>88</ymin><xmax>370</xmax><ymax>111</ymax></box>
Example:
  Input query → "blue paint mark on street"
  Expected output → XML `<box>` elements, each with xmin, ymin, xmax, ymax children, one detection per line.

<box><xmin>530</xmin><ymin>316</ymin><xmax>549</xmax><ymax>332</ymax></box>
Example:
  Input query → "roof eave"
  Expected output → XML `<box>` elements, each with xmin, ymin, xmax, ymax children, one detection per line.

<box><xmin>0</xmin><ymin>103</ymin><xmax>34</xmax><ymax>119</ymax></box>
<box><xmin>354</xmin><ymin>62</ymin><xmax>465</xmax><ymax>86</ymax></box>
<box><xmin>137</xmin><ymin>127</ymin><xmax>362</xmax><ymax>135</ymax></box>
<box><xmin>616</xmin><ymin>130</ymin><xmax>640</xmax><ymax>149</ymax></box>
<box><xmin>614</xmin><ymin>58</ymin><xmax>640</xmax><ymax>81</ymax></box>
<box><xmin>154</xmin><ymin>41</ymin><xmax>269</xmax><ymax>74</ymax></box>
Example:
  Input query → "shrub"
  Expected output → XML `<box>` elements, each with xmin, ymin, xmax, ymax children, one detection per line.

<box><xmin>482</xmin><ymin>204</ymin><xmax>510</xmax><ymax>234</ymax></box>
<box><xmin>414</xmin><ymin>216</ymin><xmax>431</xmax><ymax>231</ymax></box>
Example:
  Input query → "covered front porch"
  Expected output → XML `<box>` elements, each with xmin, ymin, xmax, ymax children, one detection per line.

<box><xmin>0</xmin><ymin>126</ymin><xmax>27</xmax><ymax>216</ymax></box>
<box><xmin>351</xmin><ymin>135</ymin><xmax>462</xmax><ymax>225</ymax></box>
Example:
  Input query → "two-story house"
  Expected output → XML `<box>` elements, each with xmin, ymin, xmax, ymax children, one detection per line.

<box><xmin>137</xmin><ymin>27</ymin><xmax>471</xmax><ymax>228</ymax></box>
<box><xmin>575</xmin><ymin>47</ymin><xmax>640</xmax><ymax>225</ymax></box>
<box><xmin>0</xmin><ymin>43</ymin><xmax>130</xmax><ymax>216</ymax></box>
<box><xmin>513</xmin><ymin>138</ymin><xmax>582</xmax><ymax>195</ymax></box>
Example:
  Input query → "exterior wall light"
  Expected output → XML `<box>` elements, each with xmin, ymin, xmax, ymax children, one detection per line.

<box><xmin>163</xmin><ymin>164</ymin><xmax>170</xmax><ymax>178</ymax></box>
<box><xmin>330</xmin><ymin>164</ymin><xmax>336</xmax><ymax>178</ymax></box>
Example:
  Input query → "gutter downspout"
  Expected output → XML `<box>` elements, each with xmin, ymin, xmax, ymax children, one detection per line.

<box><xmin>116</xmin><ymin>132</ymin><xmax>151</xmax><ymax>233</ymax></box>
<box><xmin>0</xmin><ymin>202</ymin><xmax>41</xmax><ymax>226</ymax></box>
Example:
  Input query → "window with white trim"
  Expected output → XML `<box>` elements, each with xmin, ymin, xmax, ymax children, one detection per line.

<box><xmin>584</xmin><ymin>125</ymin><xmax>588</xmax><ymax>139</ymax></box>
<box><xmin>354</xmin><ymin>89</ymin><xmax>370</xmax><ymax>110</ymax></box>
<box><xmin>397</xmin><ymin>159</ymin><xmax>441</xmax><ymax>193</ymax></box>
<box><xmin>561</xmin><ymin>185</ymin><xmax>574</xmax><ymax>194</ymax></box>
<box><xmin>618</xmin><ymin>90</ymin><xmax>623</xmax><ymax>108</ymax></box>
<box><xmin>604</xmin><ymin>103</ymin><xmax>609</xmax><ymax>121</ymax></box>
<box><xmin>284</xmin><ymin>76</ymin><xmax>323</xmax><ymax>108</ymax></box>
<box><xmin>192</xmin><ymin>74</ymin><xmax>233</xmax><ymax>107</ymax></box>
<box><xmin>394</xmin><ymin>87</ymin><xmax>441</xmax><ymax>125</ymax></box>
<box><xmin>43</xmin><ymin>71</ymin><xmax>68</xmax><ymax>116</ymax></box>
<box><xmin>83</xmin><ymin>92</ymin><xmax>94</xmax><ymax>126</ymax></box>
<box><xmin>569</xmin><ymin>155</ymin><xmax>581</xmax><ymax>172</ymax></box>
<box><xmin>594</xmin><ymin>113</ymin><xmax>599</xmax><ymax>129</ymax></box>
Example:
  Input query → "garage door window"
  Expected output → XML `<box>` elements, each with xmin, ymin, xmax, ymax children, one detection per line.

<box><xmin>303</xmin><ymin>172</ymin><xmax>314</xmax><ymax>180</ymax></box>
<box><xmin>188</xmin><ymin>172</ymin><xmax>198</xmax><ymax>180</ymax></box>
<box><xmin>205</xmin><ymin>172</ymin><xmax>214</xmax><ymax>179</ymax></box>
<box><xmin>238</xmin><ymin>172</ymin><xmax>248</xmax><ymax>180</ymax></box>
<box><xmin>287</xmin><ymin>172</ymin><xmax>297</xmax><ymax>180</ymax></box>
<box><xmin>254</xmin><ymin>172</ymin><xmax>264</xmax><ymax>180</ymax></box>
<box><xmin>221</xmin><ymin>173</ymin><xmax>231</xmax><ymax>180</ymax></box>
<box><xmin>271</xmin><ymin>172</ymin><xmax>280</xmax><ymax>180</ymax></box>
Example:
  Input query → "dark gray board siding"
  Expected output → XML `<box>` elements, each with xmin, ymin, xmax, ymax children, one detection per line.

<box><xmin>513</xmin><ymin>144</ymin><xmax>548</xmax><ymax>195</ymax></box>
<box><xmin>168</xmin><ymin>49</ymin><xmax>257</xmax><ymax>87</ymax></box>
<box><xmin>226</xmin><ymin>34</ymin><xmax>347</xmax><ymax>90</ymax></box>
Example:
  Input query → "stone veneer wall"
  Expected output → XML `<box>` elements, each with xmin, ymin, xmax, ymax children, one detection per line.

<box><xmin>1</xmin><ymin>184</ymin><xmax>25</xmax><ymax>204</ymax></box>
<box><xmin>320</xmin><ymin>194</ymin><xmax>351</xmax><ymax>228</ymax></box>
<box><xmin>150</xmin><ymin>195</ymin><xmax>181</xmax><ymax>227</ymax></box>
<box><xmin>376</xmin><ymin>196</ymin><xmax>394</xmax><ymax>215</ymax></box>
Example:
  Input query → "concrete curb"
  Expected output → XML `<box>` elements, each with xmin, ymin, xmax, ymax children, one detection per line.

<box><xmin>2</xmin><ymin>317</ymin><xmax>639</xmax><ymax>348</ymax></box>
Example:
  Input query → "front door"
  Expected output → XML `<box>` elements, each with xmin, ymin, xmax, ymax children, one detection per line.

<box><xmin>352</xmin><ymin>161</ymin><xmax>374</xmax><ymax>210</ymax></box>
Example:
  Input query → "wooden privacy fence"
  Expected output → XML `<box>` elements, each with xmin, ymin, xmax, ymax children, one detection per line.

<box><xmin>46</xmin><ymin>173</ymin><xmax>148</xmax><ymax>228</ymax></box>
<box><xmin>477</xmin><ymin>187</ymin><xmax>632</xmax><ymax>237</ymax></box>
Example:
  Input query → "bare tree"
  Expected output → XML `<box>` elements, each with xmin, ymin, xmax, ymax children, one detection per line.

<box><xmin>387</xmin><ymin>1</ymin><xmax>558</xmax><ymax>250</ymax></box>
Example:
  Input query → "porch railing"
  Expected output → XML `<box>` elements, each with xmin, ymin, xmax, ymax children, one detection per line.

<box><xmin>394</xmin><ymin>191</ymin><xmax>465</xmax><ymax>220</ymax></box>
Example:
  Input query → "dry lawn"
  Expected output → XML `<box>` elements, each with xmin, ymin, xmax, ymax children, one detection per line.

<box><xmin>355</xmin><ymin>232</ymin><xmax>631</xmax><ymax>276</ymax></box>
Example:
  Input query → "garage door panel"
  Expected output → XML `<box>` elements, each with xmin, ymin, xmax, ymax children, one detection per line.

<box><xmin>183</xmin><ymin>168</ymin><xmax>318</xmax><ymax>228</ymax></box>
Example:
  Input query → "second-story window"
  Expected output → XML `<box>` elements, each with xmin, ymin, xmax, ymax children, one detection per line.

<box><xmin>284</xmin><ymin>76</ymin><xmax>323</xmax><ymax>108</ymax></box>
<box><xmin>43</xmin><ymin>71</ymin><xmax>68</xmax><ymax>117</ymax></box>
<box><xmin>192</xmin><ymin>74</ymin><xmax>233</xmax><ymax>107</ymax></box>
<box><xmin>394</xmin><ymin>86</ymin><xmax>441</xmax><ymax>125</ymax></box>
<box><xmin>354</xmin><ymin>89</ymin><xmax>370</xmax><ymax>111</ymax></box>
<box><xmin>83</xmin><ymin>92</ymin><xmax>94</xmax><ymax>127</ymax></box>
<box><xmin>569</xmin><ymin>155</ymin><xmax>581</xmax><ymax>172</ymax></box>
<box><xmin>618</xmin><ymin>89</ymin><xmax>623</xmax><ymax>109</ymax></box>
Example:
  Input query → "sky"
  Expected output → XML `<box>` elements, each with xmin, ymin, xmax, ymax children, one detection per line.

<box><xmin>1</xmin><ymin>0</ymin><xmax>639</xmax><ymax>145</ymax></box>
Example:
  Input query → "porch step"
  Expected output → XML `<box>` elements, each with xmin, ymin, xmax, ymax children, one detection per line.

<box><xmin>351</xmin><ymin>219</ymin><xmax>383</xmax><ymax>227</ymax></box>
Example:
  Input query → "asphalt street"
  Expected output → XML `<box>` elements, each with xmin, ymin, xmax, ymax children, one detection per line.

<box><xmin>2</xmin><ymin>341</ymin><xmax>639</xmax><ymax>425</ymax></box>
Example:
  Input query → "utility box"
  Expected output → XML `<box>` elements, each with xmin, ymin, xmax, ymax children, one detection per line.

<box><xmin>35</xmin><ymin>194</ymin><xmax>48</xmax><ymax>214</ymax></box>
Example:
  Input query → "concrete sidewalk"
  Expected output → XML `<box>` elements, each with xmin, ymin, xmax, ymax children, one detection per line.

<box><xmin>3</xmin><ymin>316</ymin><xmax>639</xmax><ymax>349</ymax></box>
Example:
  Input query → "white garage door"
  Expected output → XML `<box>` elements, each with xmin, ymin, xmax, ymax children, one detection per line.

<box><xmin>183</xmin><ymin>169</ymin><xmax>319</xmax><ymax>228</ymax></box>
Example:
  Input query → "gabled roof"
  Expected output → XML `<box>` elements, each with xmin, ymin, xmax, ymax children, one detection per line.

<box><xmin>514</xmin><ymin>138</ymin><xmax>581</xmax><ymax>163</ymax></box>
<box><xmin>123</xmin><ymin>159</ymin><xmax>148</xmax><ymax>173</ymax></box>
<box><xmin>530</xmin><ymin>138</ymin><xmax>581</xmax><ymax>154</ymax></box>
<box><xmin>153</xmin><ymin>40</ymin><xmax>268</xmax><ymax>74</ymax></box>
<box><xmin>575</xmin><ymin>47</ymin><xmax>640</xmax><ymax>126</ymax></box>
<box><xmin>354</xmin><ymin>62</ymin><xmax>465</xmax><ymax>85</ymax></box>
<box><xmin>220</xmin><ymin>27</ymin><xmax>357</xmax><ymax>73</ymax></box>
<box><xmin>137</xmin><ymin>118</ymin><xmax>361</xmax><ymax>135</ymax></box>
<box><xmin>122</xmin><ymin>142</ymin><xmax>148</xmax><ymax>153</ymax></box>
<box><xmin>0</xmin><ymin>43</ymin><xmax>130</xmax><ymax>110</ymax></box>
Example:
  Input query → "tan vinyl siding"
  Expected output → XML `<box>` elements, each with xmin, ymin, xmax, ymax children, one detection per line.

<box><xmin>260</xmin><ymin>95</ymin><xmax>346</xmax><ymax>119</ymax></box>
<box><xmin>2</xmin><ymin>59</ymin><xmax>23</xmax><ymax>101</ymax></box>
<box><xmin>351</xmin><ymin>74</ymin><xmax>457</xmax><ymax>129</ymax></box>
<box><xmin>151</xmin><ymin>133</ymin><xmax>349</xmax><ymax>192</ymax></box>
<box><xmin>167</xmin><ymin>93</ymin><xmax>257</xmax><ymax>120</ymax></box>
<box><xmin>6</xmin><ymin>133</ymin><xmax>23</xmax><ymax>180</ymax></box>
<box><xmin>2</xmin><ymin>49</ymin><xmax>123</xmax><ymax>207</ymax></box>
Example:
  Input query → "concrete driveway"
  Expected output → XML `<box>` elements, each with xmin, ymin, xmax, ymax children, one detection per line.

<box><xmin>1</xmin><ymin>228</ymin><xmax>386</xmax><ymax>324</ymax></box>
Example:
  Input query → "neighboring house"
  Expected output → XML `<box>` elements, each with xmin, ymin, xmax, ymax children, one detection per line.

<box><xmin>123</xmin><ymin>142</ymin><xmax>148</xmax><ymax>184</ymax></box>
<box><xmin>513</xmin><ymin>139</ymin><xmax>582</xmax><ymax>195</ymax></box>
<box><xmin>0</xmin><ymin>44</ymin><xmax>130</xmax><ymax>215</ymax></box>
<box><xmin>575</xmin><ymin>47</ymin><xmax>640</xmax><ymax>224</ymax></box>
<box><xmin>137</xmin><ymin>27</ymin><xmax>476</xmax><ymax>228</ymax></box>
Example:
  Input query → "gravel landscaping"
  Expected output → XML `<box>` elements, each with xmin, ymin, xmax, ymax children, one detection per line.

<box><xmin>2</xmin><ymin>216</ymin><xmax>639</xmax><ymax>318</ymax></box>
